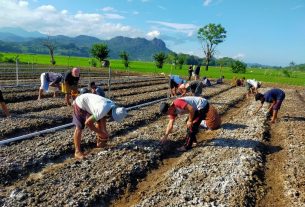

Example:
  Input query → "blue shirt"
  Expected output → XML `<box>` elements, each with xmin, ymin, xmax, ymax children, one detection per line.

<box><xmin>170</xmin><ymin>75</ymin><xmax>183</xmax><ymax>85</ymax></box>
<box><xmin>264</xmin><ymin>89</ymin><xmax>285</xmax><ymax>103</ymax></box>
<box><xmin>96</xmin><ymin>87</ymin><xmax>105</xmax><ymax>97</ymax></box>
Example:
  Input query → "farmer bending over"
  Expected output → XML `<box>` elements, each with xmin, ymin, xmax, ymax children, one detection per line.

<box><xmin>245</xmin><ymin>79</ymin><xmax>261</xmax><ymax>98</ymax></box>
<box><xmin>169</xmin><ymin>75</ymin><xmax>185</xmax><ymax>97</ymax></box>
<box><xmin>72</xmin><ymin>93</ymin><xmax>127</xmax><ymax>159</ymax></box>
<box><xmin>160</xmin><ymin>96</ymin><xmax>221</xmax><ymax>151</ymax></box>
<box><xmin>254</xmin><ymin>88</ymin><xmax>285</xmax><ymax>123</ymax></box>
<box><xmin>38</xmin><ymin>72</ymin><xmax>63</xmax><ymax>100</ymax></box>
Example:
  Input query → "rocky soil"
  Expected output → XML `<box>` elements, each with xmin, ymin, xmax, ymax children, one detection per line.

<box><xmin>0</xmin><ymin>77</ymin><xmax>304</xmax><ymax>207</ymax></box>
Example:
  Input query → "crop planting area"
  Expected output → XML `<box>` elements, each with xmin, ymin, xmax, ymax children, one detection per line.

<box><xmin>0</xmin><ymin>75</ymin><xmax>304</xmax><ymax>207</ymax></box>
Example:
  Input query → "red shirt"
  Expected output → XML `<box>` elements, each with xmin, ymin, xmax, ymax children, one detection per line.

<box><xmin>168</xmin><ymin>99</ymin><xmax>188</xmax><ymax>120</ymax></box>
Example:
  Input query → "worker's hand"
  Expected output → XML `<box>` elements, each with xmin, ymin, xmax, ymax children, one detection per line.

<box><xmin>187</xmin><ymin>120</ymin><xmax>193</xmax><ymax>128</ymax></box>
<box><xmin>160</xmin><ymin>136</ymin><xmax>168</xmax><ymax>144</ymax></box>
<box><xmin>97</xmin><ymin>131</ymin><xmax>108</xmax><ymax>140</ymax></box>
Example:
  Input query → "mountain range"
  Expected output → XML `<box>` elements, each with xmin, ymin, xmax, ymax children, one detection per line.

<box><xmin>0</xmin><ymin>27</ymin><xmax>172</xmax><ymax>61</ymax></box>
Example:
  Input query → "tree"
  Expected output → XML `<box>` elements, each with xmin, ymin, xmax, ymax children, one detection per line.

<box><xmin>153</xmin><ymin>52</ymin><xmax>167</xmax><ymax>69</ymax></box>
<box><xmin>177</xmin><ymin>54</ymin><xmax>186</xmax><ymax>69</ymax></box>
<box><xmin>231</xmin><ymin>60</ymin><xmax>247</xmax><ymax>73</ymax></box>
<box><xmin>90</xmin><ymin>43</ymin><xmax>110</xmax><ymax>67</ymax></box>
<box><xmin>167</xmin><ymin>52</ymin><xmax>178</xmax><ymax>69</ymax></box>
<box><xmin>43</xmin><ymin>36</ymin><xmax>56</xmax><ymax>65</ymax></box>
<box><xmin>119</xmin><ymin>51</ymin><xmax>130</xmax><ymax>70</ymax></box>
<box><xmin>197</xmin><ymin>23</ymin><xmax>227</xmax><ymax>71</ymax></box>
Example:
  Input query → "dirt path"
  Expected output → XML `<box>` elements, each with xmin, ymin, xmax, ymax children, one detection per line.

<box><xmin>257</xmin><ymin>89</ymin><xmax>305</xmax><ymax>207</ymax></box>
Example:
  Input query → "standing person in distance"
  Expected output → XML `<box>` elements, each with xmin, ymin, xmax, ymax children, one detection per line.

<box><xmin>37</xmin><ymin>72</ymin><xmax>63</xmax><ymax>100</ymax></box>
<box><xmin>254</xmin><ymin>88</ymin><xmax>285</xmax><ymax>123</ymax></box>
<box><xmin>194</xmin><ymin>65</ymin><xmax>201</xmax><ymax>80</ymax></box>
<box><xmin>62</xmin><ymin>68</ymin><xmax>80</xmax><ymax>106</ymax></box>
<box><xmin>188</xmin><ymin>65</ymin><xmax>193</xmax><ymax>81</ymax></box>
<box><xmin>72</xmin><ymin>93</ymin><xmax>127</xmax><ymax>159</ymax></box>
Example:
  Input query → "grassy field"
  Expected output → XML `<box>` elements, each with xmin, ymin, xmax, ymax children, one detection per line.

<box><xmin>1</xmin><ymin>52</ymin><xmax>305</xmax><ymax>86</ymax></box>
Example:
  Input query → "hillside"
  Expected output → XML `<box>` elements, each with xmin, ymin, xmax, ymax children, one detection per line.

<box><xmin>0</xmin><ymin>32</ymin><xmax>172</xmax><ymax>61</ymax></box>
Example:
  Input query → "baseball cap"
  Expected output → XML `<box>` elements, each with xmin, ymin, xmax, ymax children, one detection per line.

<box><xmin>72</xmin><ymin>68</ymin><xmax>80</xmax><ymax>77</ymax></box>
<box><xmin>112</xmin><ymin>106</ymin><xmax>127</xmax><ymax>122</ymax></box>
<box><xmin>160</xmin><ymin>102</ymin><xmax>169</xmax><ymax>114</ymax></box>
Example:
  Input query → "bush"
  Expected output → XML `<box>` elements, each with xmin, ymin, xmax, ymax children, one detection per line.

<box><xmin>282</xmin><ymin>69</ymin><xmax>291</xmax><ymax>78</ymax></box>
<box><xmin>231</xmin><ymin>60</ymin><xmax>247</xmax><ymax>73</ymax></box>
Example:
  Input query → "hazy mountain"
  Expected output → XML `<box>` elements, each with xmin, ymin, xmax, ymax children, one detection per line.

<box><xmin>0</xmin><ymin>28</ymin><xmax>172</xmax><ymax>61</ymax></box>
<box><xmin>0</xmin><ymin>27</ymin><xmax>45</xmax><ymax>38</ymax></box>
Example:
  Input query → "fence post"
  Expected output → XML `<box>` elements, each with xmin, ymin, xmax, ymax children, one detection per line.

<box><xmin>108</xmin><ymin>66</ymin><xmax>111</xmax><ymax>98</ymax></box>
<box><xmin>16</xmin><ymin>59</ymin><xmax>19</xmax><ymax>86</ymax></box>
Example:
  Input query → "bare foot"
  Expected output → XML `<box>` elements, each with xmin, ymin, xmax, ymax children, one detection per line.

<box><xmin>75</xmin><ymin>151</ymin><xmax>86</xmax><ymax>160</ymax></box>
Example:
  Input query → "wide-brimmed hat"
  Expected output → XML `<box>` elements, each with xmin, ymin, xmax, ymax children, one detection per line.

<box><xmin>112</xmin><ymin>107</ymin><xmax>127</xmax><ymax>122</ymax></box>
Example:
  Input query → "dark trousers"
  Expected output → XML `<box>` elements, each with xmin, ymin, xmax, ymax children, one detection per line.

<box><xmin>184</xmin><ymin>104</ymin><xmax>209</xmax><ymax>149</ymax></box>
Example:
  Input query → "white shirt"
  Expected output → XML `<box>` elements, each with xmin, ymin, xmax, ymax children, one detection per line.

<box><xmin>75</xmin><ymin>93</ymin><xmax>115</xmax><ymax>121</ymax></box>
<box><xmin>247</xmin><ymin>79</ymin><xmax>258</xmax><ymax>88</ymax></box>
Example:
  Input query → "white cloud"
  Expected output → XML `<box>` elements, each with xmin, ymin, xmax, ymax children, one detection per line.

<box><xmin>233</xmin><ymin>53</ymin><xmax>245</xmax><ymax>60</ymax></box>
<box><xmin>203</xmin><ymin>0</ymin><xmax>212</xmax><ymax>6</ymax></box>
<box><xmin>0</xmin><ymin>0</ymin><xmax>140</xmax><ymax>39</ymax></box>
<box><xmin>18</xmin><ymin>0</ymin><xmax>28</xmax><ymax>7</ymax></box>
<box><xmin>104</xmin><ymin>13</ymin><xmax>125</xmax><ymax>19</ymax></box>
<box><xmin>148</xmin><ymin>20</ymin><xmax>197</xmax><ymax>36</ymax></box>
<box><xmin>133</xmin><ymin>11</ymin><xmax>139</xmax><ymax>15</ymax></box>
<box><xmin>102</xmin><ymin>7</ymin><xmax>116</xmax><ymax>12</ymax></box>
<box><xmin>146</xmin><ymin>30</ymin><xmax>160</xmax><ymax>39</ymax></box>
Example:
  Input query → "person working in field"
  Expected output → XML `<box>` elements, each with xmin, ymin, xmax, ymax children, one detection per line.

<box><xmin>37</xmin><ymin>72</ymin><xmax>63</xmax><ymax>100</ymax></box>
<box><xmin>89</xmin><ymin>81</ymin><xmax>105</xmax><ymax>97</ymax></box>
<box><xmin>188</xmin><ymin>65</ymin><xmax>193</xmax><ymax>81</ymax></box>
<box><xmin>254</xmin><ymin>88</ymin><xmax>285</xmax><ymax>123</ymax></box>
<box><xmin>169</xmin><ymin>75</ymin><xmax>185</xmax><ymax>96</ymax></box>
<box><xmin>178</xmin><ymin>80</ymin><xmax>204</xmax><ymax>97</ymax></box>
<box><xmin>245</xmin><ymin>79</ymin><xmax>261</xmax><ymax>98</ymax></box>
<box><xmin>216</xmin><ymin>76</ymin><xmax>225</xmax><ymax>84</ymax></box>
<box><xmin>202</xmin><ymin>77</ymin><xmax>212</xmax><ymax>87</ymax></box>
<box><xmin>72</xmin><ymin>93</ymin><xmax>127</xmax><ymax>159</ymax></box>
<box><xmin>62</xmin><ymin>68</ymin><xmax>80</xmax><ymax>106</ymax></box>
<box><xmin>0</xmin><ymin>90</ymin><xmax>10</xmax><ymax>117</ymax></box>
<box><xmin>160</xmin><ymin>96</ymin><xmax>221</xmax><ymax>151</ymax></box>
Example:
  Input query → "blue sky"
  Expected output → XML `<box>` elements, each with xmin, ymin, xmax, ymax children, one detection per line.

<box><xmin>0</xmin><ymin>0</ymin><xmax>304</xmax><ymax>66</ymax></box>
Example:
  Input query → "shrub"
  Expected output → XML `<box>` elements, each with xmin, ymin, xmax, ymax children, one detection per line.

<box><xmin>231</xmin><ymin>60</ymin><xmax>247</xmax><ymax>73</ymax></box>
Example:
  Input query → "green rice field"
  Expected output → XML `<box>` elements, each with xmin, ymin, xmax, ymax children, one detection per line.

<box><xmin>1</xmin><ymin>52</ymin><xmax>305</xmax><ymax>86</ymax></box>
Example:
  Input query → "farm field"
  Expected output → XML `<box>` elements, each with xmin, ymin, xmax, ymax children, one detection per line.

<box><xmin>0</xmin><ymin>73</ymin><xmax>304</xmax><ymax>206</ymax></box>
<box><xmin>1</xmin><ymin>52</ymin><xmax>305</xmax><ymax>86</ymax></box>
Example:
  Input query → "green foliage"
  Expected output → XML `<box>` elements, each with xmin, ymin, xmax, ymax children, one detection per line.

<box><xmin>282</xmin><ymin>69</ymin><xmax>291</xmax><ymax>78</ymax></box>
<box><xmin>197</xmin><ymin>23</ymin><xmax>227</xmax><ymax>71</ymax></box>
<box><xmin>119</xmin><ymin>51</ymin><xmax>130</xmax><ymax>69</ymax></box>
<box><xmin>153</xmin><ymin>52</ymin><xmax>167</xmax><ymax>69</ymax></box>
<box><xmin>167</xmin><ymin>52</ymin><xmax>178</xmax><ymax>68</ymax></box>
<box><xmin>216</xmin><ymin>57</ymin><xmax>235</xmax><ymax>67</ymax></box>
<box><xmin>177</xmin><ymin>54</ymin><xmax>186</xmax><ymax>69</ymax></box>
<box><xmin>88</xmin><ymin>58</ymin><xmax>97</xmax><ymax>67</ymax></box>
<box><xmin>90</xmin><ymin>43</ymin><xmax>109</xmax><ymax>62</ymax></box>
<box><xmin>231</xmin><ymin>60</ymin><xmax>247</xmax><ymax>73</ymax></box>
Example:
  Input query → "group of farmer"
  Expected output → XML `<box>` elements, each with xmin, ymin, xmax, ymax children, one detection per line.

<box><xmin>0</xmin><ymin>66</ymin><xmax>286</xmax><ymax>160</ymax></box>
